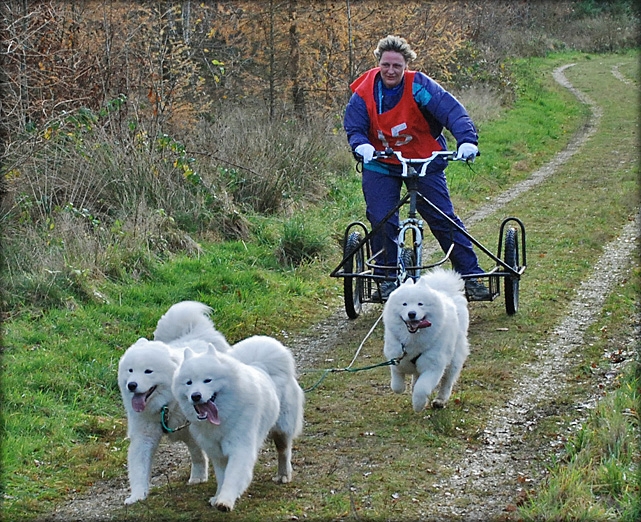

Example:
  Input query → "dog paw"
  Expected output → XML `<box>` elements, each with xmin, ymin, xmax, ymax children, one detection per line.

<box><xmin>210</xmin><ymin>495</ymin><xmax>235</xmax><ymax>511</ymax></box>
<box><xmin>272</xmin><ymin>473</ymin><xmax>292</xmax><ymax>484</ymax></box>
<box><xmin>431</xmin><ymin>399</ymin><xmax>446</xmax><ymax>409</ymax></box>
<box><xmin>187</xmin><ymin>476</ymin><xmax>207</xmax><ymax>485</ymax></box>
<box><xmin>211</xmin><ymin>498</ymin><xmax>233</xmax><ymax>512</ymax></box>
<box><xmin>124</xmin><ymin>493</ymin><xmax>146</xmax><ymax>505</ymax></box>
<box><xmin>412</xmin><ymin>397</ymin><xmax>428</xmax><ymax>412</ymax></box>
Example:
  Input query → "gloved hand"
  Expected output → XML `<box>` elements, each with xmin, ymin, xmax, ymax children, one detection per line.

<box><xmin>355</xmin><ymin>143</ymin><xmax>375</xmax><ymax>163</ymax></box>
<box><xmin>456</xmin><ymin>143</ymin><xmax>479</xmax><ymax>162</ymax></box>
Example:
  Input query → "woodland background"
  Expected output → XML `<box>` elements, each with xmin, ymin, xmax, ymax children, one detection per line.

<box><xmin>0</xmin><ymin>0</ymin><xmax>638</xmax><ymax>311</ymax></box>
<box><xmin>3</xmin><ymin>1</ymin><xmax>638</xmax><ymax>130</ymax></box>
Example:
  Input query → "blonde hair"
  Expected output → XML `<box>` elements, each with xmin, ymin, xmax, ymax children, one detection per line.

<box><xmin>373</xmin><ymin>35</ymin><xmax>417</xmax><ymax>63</ymax></box>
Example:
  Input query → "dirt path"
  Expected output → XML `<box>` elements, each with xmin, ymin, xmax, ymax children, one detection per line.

<box><xmin>431</xmin><ymin>212</ymin><xmax>639</xmax><ymax>520</ymax></box>
<box><xmin>41</xmin><ymin>63</ymin><xmax>638</xmax><ymax>522</ymax></box>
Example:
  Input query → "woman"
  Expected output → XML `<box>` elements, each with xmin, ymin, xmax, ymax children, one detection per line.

<box><xmin>344</xmin><ymin>35</ymin><xmax>489</xmax><ymax>301</ymax></box>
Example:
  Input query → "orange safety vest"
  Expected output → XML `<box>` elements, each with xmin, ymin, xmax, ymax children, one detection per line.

<box><xmin>350</xmin><ymin>68</ymin><xmax>442</xmax><ymax>165</ymax></box>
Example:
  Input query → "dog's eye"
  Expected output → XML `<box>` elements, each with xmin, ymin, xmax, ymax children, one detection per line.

<box><xmin>144</xmin><ymin>369</ymin><xmax>153</xmax><ymax>374</ymax></box>
<box><xmin>402</xmin><ymin>302</ymin><xmax>408</xmax><ymax>306</ymax></box>
<box><xmin>418</xmin><ymin>302</ymin><xmax>424</xmax><ymax>306</ymax></box>
<box><xmin>128</xmin><ymin>369</ymin><xmax>133</xmax><ymax>373</ymax></box>
<box><xmin>186</xmin><ymin>380</ymin><xmax>192</xmax><ymax>386</ymax></box>
<box><xmin>204</xmin><ymin>378</ymin><xmax>212</xmax><ymax>384</ymax></box>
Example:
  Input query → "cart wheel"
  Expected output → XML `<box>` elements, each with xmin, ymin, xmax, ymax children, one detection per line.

<box><xmin>504</xmin><ymin>227</ymin><xmax>519</xmax><ymax>315</ymax></box>
<box><xmin>343</xmin><ymin>231</ymin><xmax>364</xmax><ymax>319</ymax></box>
<box><xmin>400</xmin><ymin>248</ymin><xmax>417</xmax><ymax>280</ymax></box>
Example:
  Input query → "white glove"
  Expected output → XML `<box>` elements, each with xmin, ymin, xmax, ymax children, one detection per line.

<box><xmin>456</xmin><ymin>143</ymin><xmax>478</xmax><ymax>162</ymax></box>
<box><xmin>355</xmin><ymin>143</ymin><xmax>375</xmax><ymax>163</ymax></box>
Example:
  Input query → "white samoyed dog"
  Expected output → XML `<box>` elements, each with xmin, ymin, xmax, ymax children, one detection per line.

<box><xmin>172</xmin><ymin>335</ymin><xmax>304</xmax><ymax>512</ymax></box>
<box><xmin>118</xmin><ymin>301</ymin><xmax>231</xmax><ymax>505</ymax></box>
<box><xmin>382</xmin><ymin>268</ymin><xmax>470</xmax><ymax>412</ymax></box>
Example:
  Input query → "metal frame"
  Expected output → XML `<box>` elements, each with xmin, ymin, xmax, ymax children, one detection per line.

<box><xmin>330</xmin><ymin>174</ymin><xmax>527</xmax><ymax>316</ymax></box>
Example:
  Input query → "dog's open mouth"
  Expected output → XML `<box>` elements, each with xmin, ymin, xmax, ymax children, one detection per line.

<box><xmin>194</xmin><ymin>393</ymin><xmax>220</xmax><ymax>425</ymax></box>
<box><xmin>404</xmin><ymin>318</ymin><xmax>432</xmax><ymax>334</ymax></box>
<box><xmin>131</xmin><ymin>385</ymin><xmax>157</xmax><ymax>413</ymax></box>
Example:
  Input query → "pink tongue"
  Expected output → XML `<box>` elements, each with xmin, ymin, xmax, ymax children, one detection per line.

<box><xmin>417</xmin><ymin>319</ymin><xmax>431</xmax><ymax>328</ymax></box>
<box><xmin>197</xmin><ymin>400</ymin><xmax>220</xmax><ymax>425</ymax></box>
<box><xmin>132</xmin><ymin>393</ymin><xmax>147</xmax><ymax>413</ymax></box>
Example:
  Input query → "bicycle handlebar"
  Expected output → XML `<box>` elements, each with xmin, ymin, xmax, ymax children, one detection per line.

<box><xmin>372</xmin><ymin>147</ymin><xmax>478</xmax><ymax>177</ymax></box>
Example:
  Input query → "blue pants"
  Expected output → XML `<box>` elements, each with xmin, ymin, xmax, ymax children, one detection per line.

<box><xmin>362</xmin><ymin>167</ymin><xmax>484</xmax><ymax>277</ymax></box>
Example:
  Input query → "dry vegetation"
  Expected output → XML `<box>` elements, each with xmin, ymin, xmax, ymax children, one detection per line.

<box><xmin>0</xmin><ymin>0</ymin><xmax>638</xmax><ymax>311</ymax></box>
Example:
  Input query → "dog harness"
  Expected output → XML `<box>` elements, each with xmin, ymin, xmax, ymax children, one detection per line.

<box><xmin>397</xmin><ymin>343</ymin><xmax>421</xmax><ymax>365</ymax></box>
<box><xmin>160</xmin><ymin>405</ymin><xmax>190</xmax><ymax>434</ymax></box>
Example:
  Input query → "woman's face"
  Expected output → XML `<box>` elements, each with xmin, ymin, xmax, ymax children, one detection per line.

<box><xmin>379</xmin><ymin>51</ymin><xmax>407</xmax><ymax>88</ymax></box>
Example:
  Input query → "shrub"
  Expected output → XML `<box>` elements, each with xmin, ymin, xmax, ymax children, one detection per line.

<box><xmin>185</xmin><ymin>108</ymin><xmax>343</xmax><ymax>215</ymax></box>
<box><xmin>275</xmin><ymin>214</ymin><xmax>328</xmax><ymax>267</ymax></box>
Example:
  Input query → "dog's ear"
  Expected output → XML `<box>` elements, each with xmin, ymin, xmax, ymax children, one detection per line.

<box><xmin>402</xmin><ymin>278</ymin><xmax>414</xmax><ymax>286</ymax></box>
<box><xmin>183</xmin><ymin>347</ymin><xmax>195</xmax><ymax>360</ymax></box>
<box><xmin>206</xmin><ymin>343</ymin><xmax>218</xmax><ymax>356</ymax></box>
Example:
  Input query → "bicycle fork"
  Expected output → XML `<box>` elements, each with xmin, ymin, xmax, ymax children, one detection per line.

<box><xmin>395</xmin><ymin>175</ymin><xmax>423</xmax><ymax>284</ymax></box>
<box><xmin>396</xmin><ymin>220</ymin><xmax>423</xmax><ymax>284</ymax></box>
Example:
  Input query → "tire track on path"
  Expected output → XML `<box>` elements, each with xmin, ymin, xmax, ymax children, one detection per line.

<box><xmin>432</xmin><ymin>212</ymin><xmax>638</xmax><ymax>520</ymax></box>
<box><xmin>462</xmin><ymin>64</ymin><xmax>602</xmax><ymax>226</ymax></box>
<box><xmin>429</xmin><ymin>64</ymin><xmax>638</xmax><ymax>519</ymax></box>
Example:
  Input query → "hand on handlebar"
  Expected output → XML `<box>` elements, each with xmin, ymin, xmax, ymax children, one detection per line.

<box><xmin>355</xmin><ymin>143</ymin><xmax>375</xmax><ymax>163</ymax></box>
<box><xmin>456</xmin><ymin>143</ymin><xmax>479</xmax><ymax>162</ymax></box>
<box><xmin>370</xmin><ymin>147</ymin><xmax>481</xmax><ymax>177</ymax></box>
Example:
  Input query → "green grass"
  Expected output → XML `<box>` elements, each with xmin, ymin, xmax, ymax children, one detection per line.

<box><xmin>447</xmin><ymin>54</ymin><xmax>590</xmax><ymax>207</ymax></box>
<box><xmin>2</xmin><ymin>50</ymin><xmax>640</xmax><ymax>521</ymax></box>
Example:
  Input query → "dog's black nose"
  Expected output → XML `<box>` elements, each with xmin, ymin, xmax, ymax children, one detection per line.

<box><xmin>191</xmin><ymin>392</ymin><xmax>202</xmax><ymax>403</ymax></box>
<box><xmin>407</xmin><ymin>310</ymin><xmax>417</xmax><ymax>320</ymax></box>
<box><xmin>127</xmin><ymin>382</ymin><xmax>138</xmax><ymax>392</ymax></box>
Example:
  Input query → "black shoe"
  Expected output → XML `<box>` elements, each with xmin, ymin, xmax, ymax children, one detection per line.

<box><xmin>465</xmin><ymin>279</ymin><xmax>491</xmax><ymax>301</ymax></box>
<box><xmin>372</xmin><ymin>281</ymin><xmax>397</xmax><ymax>302</ymax></box>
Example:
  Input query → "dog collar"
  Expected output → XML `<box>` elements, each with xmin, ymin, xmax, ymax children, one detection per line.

<box><xmin>160</xmin><ymin>405</ymin><xmax>190</xmax><ymax>434</ymax></box>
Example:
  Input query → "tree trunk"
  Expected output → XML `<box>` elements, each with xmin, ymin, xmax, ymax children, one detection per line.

<box><xmin>288</xmin><ymin>0</ymin><xmax>305</xmax><ymax>120</ymax></box>
<box><xmin>268</xmin><ymin>0</ymin><xmax>275</xmax><ymax>120</ymax></box>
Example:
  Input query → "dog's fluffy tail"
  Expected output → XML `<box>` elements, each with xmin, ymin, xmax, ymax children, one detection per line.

<box><xmin>231</xmin><ymin>336</ymin><xmax>297</xmax><ymax>381</ymax></box>
<box><xmin>153</xmin><ymin>301</ymin><xmax>231</xmax><ymax>352</ymax></box>
<box><xmin>231</xmin><ymin>335</ymin><xmax>304</xmax><ymax>439</ymax></box>
<box><xmin>422</xmin><ymin>267</ymin><xmax>465</xmax><ymax>297</ymax></box>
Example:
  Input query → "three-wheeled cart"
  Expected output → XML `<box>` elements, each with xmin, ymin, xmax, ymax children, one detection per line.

<box><xmin>330</xmin><ymin>149</ymin><xmax>527</xmax><ymax>319</ymax></box>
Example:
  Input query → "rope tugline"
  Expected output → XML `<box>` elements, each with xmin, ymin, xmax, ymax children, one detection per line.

<box><xmin>300</xmin><ymin>312</ymin><xmax>408</xmax><ymax>393</ymax></box>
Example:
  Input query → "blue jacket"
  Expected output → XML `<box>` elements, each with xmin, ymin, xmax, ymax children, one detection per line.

<box><xmin>344</xmin><ymin>70</ymin><xmax>478</xmax><ymax>174</ymax></box>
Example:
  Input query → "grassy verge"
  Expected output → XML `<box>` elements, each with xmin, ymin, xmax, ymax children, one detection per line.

<box><xmin>518</xmin><ymin>265</ymin><xmax>640</xmax><ymax>521</ymax></box>
<box><xmin>2</xmin><ymin>50</ymin><xmax>639</xmax><ymax>521</ymax></box>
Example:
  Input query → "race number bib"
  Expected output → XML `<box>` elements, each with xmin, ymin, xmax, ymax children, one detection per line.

<box><xmin>377</xmin><ymin>123</ymin><xmax>413</xmax><ymax>148</ymax></box>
